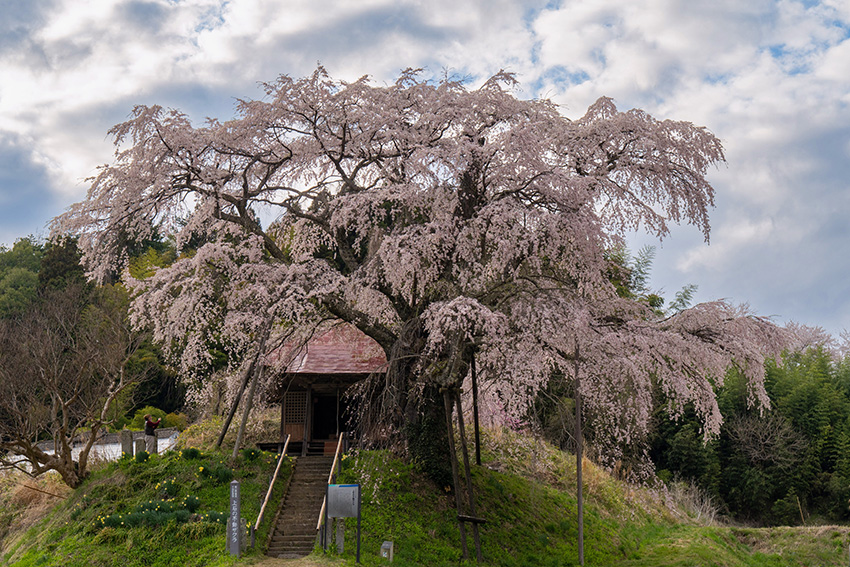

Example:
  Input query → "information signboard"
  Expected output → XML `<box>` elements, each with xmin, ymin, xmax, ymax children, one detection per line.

<box><xmin>325</xmin><ymin>484</ymin><xmax>361</xmax><ymax>562</ymax></box>
<box><xmin>328</xmin><ymin>484</ymin><xmax>360</xmax><ymax>518</ymax></box>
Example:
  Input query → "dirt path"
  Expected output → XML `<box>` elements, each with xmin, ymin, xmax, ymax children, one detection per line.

<box><xmin>242</xmin><ymin>554</ymin><xmax>343</xmax><ymax>567</ymax></box>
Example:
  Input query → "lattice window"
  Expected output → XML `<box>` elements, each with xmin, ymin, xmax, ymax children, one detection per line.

<box><xmin>284</xmin><ymin>391</ymin><xmax>307</xmax><ymax>425</ymax></box>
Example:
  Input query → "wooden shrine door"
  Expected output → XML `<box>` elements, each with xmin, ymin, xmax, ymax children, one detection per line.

<box><xmin>283</xmin><ymin>390</ymin><xmax>307</xmax><ymax>441</ymax></box>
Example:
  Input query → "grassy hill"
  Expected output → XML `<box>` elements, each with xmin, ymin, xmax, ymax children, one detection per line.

<box><xmin>328</xmin><ymin>428</ymin><xmax>850</xmax><ymax>566</ymax></box>
<box><xmin>1</xmin><ymin>423</ymin><xmax>849</xmax><ymax>566</ymax></box>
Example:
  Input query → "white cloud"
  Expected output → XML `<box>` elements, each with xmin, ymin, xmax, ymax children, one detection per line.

<box><xmin>1</xmin><ymin>0</ymin><xmax>850</xmax><ymax>333</ymax></box>
<box><xmin>678</xmin><ymin>216</ymin><xmax>778</xmax><ymax>272</ymax></box>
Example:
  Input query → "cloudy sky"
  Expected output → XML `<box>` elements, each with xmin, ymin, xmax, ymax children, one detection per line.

<box><xmin>2</xmin><ymin>0</ymin><xmax>849</xmax><ymax>336</ymax></box>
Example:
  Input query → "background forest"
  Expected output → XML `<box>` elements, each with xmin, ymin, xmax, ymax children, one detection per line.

<box><xmin>0</xmin><ymin>236</ymin><xmax>184</xmax><ymax>420</ymax></box>
<box><xmin>2</xmin><ymin>235</ymin><xmax>847</xmax><ymax>527</ymax></box>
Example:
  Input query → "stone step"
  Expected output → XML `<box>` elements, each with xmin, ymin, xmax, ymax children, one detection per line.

<box><xmin>286</xmin><ymin>487</ymin><xmax>326</xmax><ymax>492</ymax></box>
<box><xmin>272</xmin><ymin>524</ymin><xmax>318</xmax><ymax>532</ymax></box>
<box><xmin>278</xmin><ymin>521</ymin><xmax>321</xmax><ymax>530</ymax></box>
<box><xmin>269</xmin><ymin>544</ymin><xmax>315</xmax><ymax>551</ymax></box>
<box><xmin>282</xmin><ymin>501</ymin><xmax>324</xmax><ymax>510</ymax></box>
<box><xmin>276</xmin><ymin>516</ymin><xmax>318</xmax><ymax>524</ymax></box>
<box><xmin>283</xmin><ymin>498</ymin><xmax>325</xmax><ymax>506</ymax></box>
<box><xmin>285</xmin><ymin>490</ymin><xmax>326</xmax><ymax>496</ymax></box>
<box><xmin>268</xmin><ymin>544</ymin><xmax>314</xmax><ymax>552</ymax></box>
<box><xmin>272</xmin><ymin>533</ymin><xmax>315</xmax><ymax>541</ymax></box>
<box><xmin>282</xmin><ymin>504</ymin><xmax>324</xmax><ymax>511</ymax></box>
<box><xmin>263</xmin><ymin>456</ymin><xmax>335</xmax><ymax>557</ymax></box>
<box><xmin>274</xmin><ymin>533</ymin><xmax>317</xmax><ymax>540</ymax></box>
<box><xmin>269</xmin><ymin>551</ymin><xmax>311</xmax><ymax>559</ymax></box>
<box><xmin>285</xmin><ymin>492</ymin><xmax>326</xmax><ymax>499</ymax></box>
<box><xmin>275</xmin><ymin>525</ymin><xmax>317</xmax><ymax>534</ymax></box>
<box><xmin>283</xmin><ymin>496</ymin><xmax>325</xmax><ymax>503</ymax></box>
<box><xmin>277</xmin><ymin>523</ymin><xmax>320</xmax><ymax>532</ymax></box>
<box><xmin>272</xmin><ymin>522</ymin><xmax>316</xmax><ymax>540</ymax></box>
<box><xmin>268</xmin><ymin>548</ymin><xmax>314</xmax><ymax>558</ymax></box>
<box><xmin>276</xmin><ymin>516</ymin><xmax>323</xmax><ymax>524</ymax></box>
<box><xmin>276</xmin><ymin>516</ymin><xmax>319</xmax><ymax>523</ymax></box>
<box><xmin>284</xmin><ymin>493</ymin><xmax>326</xmax><ymax>501</ymax></box>
<box><xmin>268</xmin><ymin>545</ymin><xmax>314</xmax><ymax>555</ymax></box>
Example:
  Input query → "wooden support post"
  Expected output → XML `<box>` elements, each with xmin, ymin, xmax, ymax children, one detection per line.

<box><xmin>216</xmin><ymin>323</ymin><xmax>270</xmax><ymax>448</ymax></box>
<box><xmin>443</xmin><ymin>389</ymin><xmax>469</xmax><ymax>560</ymax></box>
<box><xmin>574</xmin><ymin>342</ymin><xmax>584</xmax><ymax>566</ymax></box>
<box><xmin>471</xmin><ymin>356</ymin><xmax>481</xmax><ymax>467</ymax></box>
<box><xmin>232</xmin><ymin>362</ymin><xmax>264</xmax><ymax>460</ymax></box>
<box><xmin>303</xmin><ymin>385</ymin><xmax>312</xmax><ymax>456</ymax></box>
<box><xmin>216</xmin><ymin>357</ymin><xmax>256</xmax><ymax>448</ymax></box>
<box><xmin>280</xmin><ymin>389</ymin><xmax>286</xmax><ymax>451</ymax></box>
<box><xmin>456</xmin><ymin>393</ymin><xmax>483</xmax><ymax>562</ymax></box>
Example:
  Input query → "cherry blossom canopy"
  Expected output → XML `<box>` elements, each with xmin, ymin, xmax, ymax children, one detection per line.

<box><xmin>54</xmin><ymin>68</ymin><xmax>795</xmax><ymax>455</ymax></box>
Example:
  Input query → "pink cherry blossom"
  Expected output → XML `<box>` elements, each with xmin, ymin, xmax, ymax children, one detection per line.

<box><xmin>54</xmin><ymin>67</ymin><xmax>799</xmax><ymax>457</ymax></box>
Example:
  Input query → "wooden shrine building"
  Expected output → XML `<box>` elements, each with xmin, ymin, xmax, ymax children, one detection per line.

<box><xmin>267</xmin><ymin>323</ymin><xmax>387</xmax><ymax>456</ymax></box>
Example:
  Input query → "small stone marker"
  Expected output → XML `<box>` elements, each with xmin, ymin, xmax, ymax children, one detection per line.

<box><xmin>228</xmin><ymin>480</ymin><xmax>241</xmax><ymax>556</ymax></box>
<box><xmin>119</xmin><ymin>430</ymin><xmax>133</xmax><ymax>457</ymax></box>
<box><xmin>134</xmin><ymin>439</ymin><xmax>145</xmax><ymax>456</ymax></box>
<box><xmin>381</xmin><ymin>541</ymin><xmax>394</xmax><ymax>562</ymax></box>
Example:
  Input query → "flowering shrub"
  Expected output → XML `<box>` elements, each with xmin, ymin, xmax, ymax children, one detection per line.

<box><xmin>155</xmin><ymin>478</ymin><xmax>179</xmax><ymax>499</ymax></box>
<box><xmin>196</xmin><ymin>462</ymin><xmax>233</xmax><ymax>484</ymax></box>
<box><xmin>241</xmin><ymin>448</ymin><xmax>261</xmax><ymax>462</ymax></box>
<box><xmin>199</xmin><ymin>510</ymin><xmax>227</xmax><ymax>524</ymax></box>
<box><xmin>97</xmin><ymin>492</ymin><xmax>208</xmax><ymax>529</ymax></box>
<box><xmin>99</xmin><ymin>499</ymin><xmax>191</xmax><ymax>528</ymax></box>
<box><xmin>182</xmin><ymin>494</ymin><xmax>201</xmax><ymax>513</ymax></box>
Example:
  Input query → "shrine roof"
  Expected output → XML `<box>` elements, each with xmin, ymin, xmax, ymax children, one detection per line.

<box><xmin>276</xmin><ymin>323</ymin><xmax>387</xmax><ymax>375</ymax></box>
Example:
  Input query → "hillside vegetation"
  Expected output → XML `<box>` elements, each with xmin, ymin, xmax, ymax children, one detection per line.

<box><xmin>1</xmin><ymin>423</ymin><xmax>850</xmax><ymax>566</ymax></box>
<box><xmin>0</xmin><ymin>416</ymin><xmax>291</xmax><ymax>567</ymax></box>
<box><xmin>650</xmin><ymin>348</ymin><xmax>850</xmax><ymax>527</ymax></box>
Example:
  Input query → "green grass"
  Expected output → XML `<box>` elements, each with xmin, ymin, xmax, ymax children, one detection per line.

<box><xmin>0</xmin><ymin>447</ymin><xmax>291</xmax><ymax>567</ymax></box>
<box><xmin>322</xmin><ymin>428</ymin><xmax>850</xmax><ymax>567</ymax></box>
<box><xmin>330</xmin><ymin>450</ymin><xmax>650</xmax><ymax>566</ymax></box>
<box><xmin>3</xmin><ymin>426</ymin><xmax>850</xmax><ymax>566</ymax></box>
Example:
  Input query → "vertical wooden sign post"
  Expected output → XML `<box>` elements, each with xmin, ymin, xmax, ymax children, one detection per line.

<box><xmin>228</xmin><ymin>480</ymin><xmax>241</xmax><ymax>557</ymax></box>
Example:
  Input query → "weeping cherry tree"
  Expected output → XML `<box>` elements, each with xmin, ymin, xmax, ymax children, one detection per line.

<box><xmin>54</xmin><ymin>67</ymin><xmax>792</xmax><ymax>486</ymax></box>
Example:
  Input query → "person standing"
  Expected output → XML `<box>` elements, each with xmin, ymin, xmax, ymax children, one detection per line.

<box><xmin>144</xmin><ymin>414</ymin><xmax>162</xmax><ymax>454</ymax></box>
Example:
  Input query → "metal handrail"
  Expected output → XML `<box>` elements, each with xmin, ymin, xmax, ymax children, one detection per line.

<box><xmin>316</xmin><ymin>433</ymin><xmax>346</xmax><ymax>533</ymax></box>
<box><xmin>251</xmin><ymin>434</ymin><xmax>290</xmax><ymax>548</ymax></box>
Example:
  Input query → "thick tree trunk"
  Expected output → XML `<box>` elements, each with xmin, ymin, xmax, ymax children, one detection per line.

<box><xmin>404</xmin><ymin>384</ymin><xmax>452</xmax><ymax>488</ymax></box>
<box><xmin>48</xmin><ymin>449</ymin><xmax>84</xmax><ymax>489</ymax></box>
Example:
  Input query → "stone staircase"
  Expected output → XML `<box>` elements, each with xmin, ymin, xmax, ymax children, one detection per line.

<box><xmin>266</xmin><ymin>455</ymin><xmax>335</xmax><ymax>558</ymax></box>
